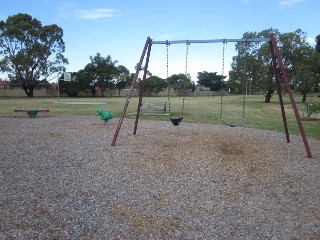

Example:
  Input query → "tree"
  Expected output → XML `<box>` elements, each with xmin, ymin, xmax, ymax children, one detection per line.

<box><xmin>85</xmin><ymin>53</ymin><xmax>118</xmax><ymax>97</ymax></box>
<box><xmin>167</xmin><ymin>73</ymin><xmax>195</xmax><ymax>96</ymax></box>
<box><xmin>144</xmin><ymin>76</ymin><xmax>167</xmax><ymax>96</ymax></box>
<box><xmin>228</xmin><ymin>29</ymin><xmax>280</xmax><ymax>102</ymax></box>
<box><xmin>229</xmin><ymin>28</ymin><xmax>318</xmax><ymax>103</ymax></box>
<box><xmin>58</xmin><ymin>71</ymin><xmax>91</xmax><ymax>97</ymax></box>
<box><xmin>197</xmin><ymin>71</ymin><xmax>225</xmax><ymax>91</ymax></box>
<box><xmin>277</xmin><ymin>30</ymin><xmax>320</xmax><ymax>102</ymax></box>
<box><xmin>295</xmin><ymin>47</ymin><xmax>320</xmax><ymax>102</ymax></box>
<box><xmin>114</xmin><ymin>65</ymin><xmax>130</xmax><ymax>97</ymax></box>
<box><xmin>0</xmin><ymin>13</ymin><xmax>68</xmax><ymax>97</ymax></box>
<box><xmin>315</xmin><ymin>35</ymin><xmax>320</xmax><ymax>53</ymax></box>
<box><xmin>314</xmin><ymin>34</ymin><xmax>320</xmax><ymax>93</ymax></box>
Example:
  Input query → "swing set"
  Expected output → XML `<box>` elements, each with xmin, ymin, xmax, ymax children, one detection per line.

<box><xmin>111</xmin><ymin>34</ymin><xmax>313</xmax><ymax>158</ymax></box>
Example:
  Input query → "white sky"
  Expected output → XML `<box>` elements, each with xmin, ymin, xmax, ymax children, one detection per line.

<box><xmin>0</xmin><ymin>0</ymin><xmax>318</xmax><ymax>82</ymax></box>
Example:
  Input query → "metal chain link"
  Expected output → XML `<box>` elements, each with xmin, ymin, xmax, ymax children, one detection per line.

<box><xmin>242</xmin><ymin>40</ymin><xmax>249</xmax><ymax>118</ymax></box>
<box><xmin>220</xmin><ymin>40</ymin><xmax>226</xmax><ymax>119</ymax></box>
<box><xmin>181</xmin><ymin>41</ymin><xmax>189</xmax><ymax>117</ymax></box>
<box><xmin>185</xmin><ymin>40</ymin><xmax>189</xmax><ymax>76</ymax></box>
<box><xmin>166</xmin><ymin>41</ymin><xmax>169</xmax><ymax>79</ymax></box>
<box><xmin>166</xmin><ymin>41</ymin><xmax>171</xmax><ymax>114</ymax></box>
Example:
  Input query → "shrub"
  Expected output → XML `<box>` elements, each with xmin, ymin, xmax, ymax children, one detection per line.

<box><xmin>304</xmin><ymin>101</ymin><xmax>320</xmax><ymax>118</ymax></box>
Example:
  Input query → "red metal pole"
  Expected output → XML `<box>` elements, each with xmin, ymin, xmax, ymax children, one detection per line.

<box><xmin>270</xmin><ymin>34</ymin><xmax>312</xmax><ymax>158</ymax></box>
<box><xmin>111</xmin><ymin>37</ymin><xmax>151</xmax><ymax>146</ymax></box>
<box><xmin>133</xmin><ymin>43</ymin><xmax>152</xmax><ymax>135</ymax></box>
<box><xmin>269</xmin><ymin>38</ymin><xmax>290</xmax><ymax>143</ymax></box>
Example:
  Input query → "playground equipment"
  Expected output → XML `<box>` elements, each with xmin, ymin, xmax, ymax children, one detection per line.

<box><xmin>219</xmin><ymin>40</ymin><xmax>247</xmax><ymax>127</ymax></box>
<box><xmin>111</xmin><ymin>34</ymin><xmax>313</xmax><ymax>158</ymax></box>
<box><xmin>166</xmin><ymin>41</ymin><xmax>187</xmax><ymax>126</ymax></box>
<box><xmin>96</xmin><ymin>108</ymin><xmax>113</xmax><ymax>124</ymax></box>
<box><xmin>14</xmin><ymin>109</ymin><xmax>50</xmax><ymax>118</ymax></box>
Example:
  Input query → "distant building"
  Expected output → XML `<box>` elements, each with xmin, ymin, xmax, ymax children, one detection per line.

<box><xmin>0</xmin><ymin>79</ymin><xmax>12</xmax><ymax>89</ymax></box>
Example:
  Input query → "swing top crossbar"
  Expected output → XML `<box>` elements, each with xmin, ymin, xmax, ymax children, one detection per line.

<box><xmin>151</xmin><ymin>38</ymin><xmax>271</xmax><ymax>45</ymax></box>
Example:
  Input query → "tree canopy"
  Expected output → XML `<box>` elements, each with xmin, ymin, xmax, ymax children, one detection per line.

<box><xmin>60</xmin><ymin>53</ymin><xmax>120</xmax><ymax>97</ymax></box>
<box><xmin>228</xmin><ymin>28</ymin><xmax>320</xmax><ymax>102</ymax></box>
<box><xmin>114</xmin><ymin>65</ymin><xmax>131</xmax><ymax>97</ymax></box>
<box><xmin>0</xmin><ymin>13</ymin><xmax>68</xmax><ymax>97</ymax></box>
<box><xmin>144</xmin><ymin>76</ymin><xmax>167</xmax><ymax>96</ymax></box>
<box><xmin>85</xmin><ymin>53</ymin><xmax>118</xmax><ymax>97</ymax></box>
<box><xmin>316</xmin><ymin>35</ymin><xmax>320</xmax><ymax>53</ymax></box>
<box><xmin>167</xmin><ymin>73</ymin><xmax>195</xmax><ymax>95</ymax></box>
<box><xmin>197</xmin><ymin>71</ymin><xmax>225</xmax><ymax>91</ymax></box>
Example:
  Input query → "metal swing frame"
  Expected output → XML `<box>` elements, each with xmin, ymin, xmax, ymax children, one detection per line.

<box><xmin>111</xmin><ymin>34</ymin><xmax>313</xmax><ymax>158</ymax></box>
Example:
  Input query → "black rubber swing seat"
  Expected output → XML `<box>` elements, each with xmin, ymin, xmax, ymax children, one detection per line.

<box><xmin>221</xmin><ymin>118</ymin><xmax>244</xmax><ymax>127</ymax></box>
<box><xmin>170</xmin><ymin>117</ymin><xmax>183</xmax><ymax>126</ymax></box>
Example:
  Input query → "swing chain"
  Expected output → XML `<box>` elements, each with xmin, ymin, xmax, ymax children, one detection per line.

<box><xmin>185</xmin><ymin>40</ymin><xmax>190</xmax><ymax>76</ymax></box>
<box><xmin>166</xmin><ymin>41</ymin><xmax>171</xmax><ymax>114</ymax></box>
<box><xmin>166</xmin><ymin>40</ymin><xmax>187</xmax><ymax>120</ymax></box>
<box><xmin>241</xmin><ymin>39</ymin><xmax>250</xmax><ymax>118</ymax></box>
<box><xmin>221</xmin><ymin>39</ymin><xmax>225</xmax><ymax>77</ymax></box>
<box><xmin>166</xmin><ymin>40</ymin><xmax>169</xmax><ymax>79</ymax></box>
<box><xmin>220</xmin><ymin>40</ymin><xmax>226</xmax><ymax>119</ymax></box>
<box><xmin>181</xmin><ymin>41</ymin><xmax>189</xmax><ymax>117</ymax></box>
<box><xmin>220</xmin><ymin>39</ymin><xmax>248</xmax><ymax>125</ymax></box>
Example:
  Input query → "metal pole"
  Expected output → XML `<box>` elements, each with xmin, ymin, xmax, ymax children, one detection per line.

<box><xmin>133</xmin><ymin>43</ymin><xmax>152</xmax><ymax>135</ymax></box>
<box><xmin>111</xmin><ymin>37</ymin><xmax>151</xmax><ymax>146</ymax></box>
<box><xmin>270</xmin><ymin>34</ymin><xmax>312</xmax><ymax>158</ymax></box>
<box><xmin>151</xmin><ymin>38</ymin><xmax>271</xmax><ymax>45</ymax></box>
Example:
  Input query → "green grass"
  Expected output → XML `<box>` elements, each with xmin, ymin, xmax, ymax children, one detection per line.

<box><xmin>1</xmin><ymin>94</ymin><xmax>319</xmax><ymax>140</ymax></box>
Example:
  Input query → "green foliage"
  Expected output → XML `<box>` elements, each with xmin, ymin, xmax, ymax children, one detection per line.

<box><xmin>115</xmin><ymin>65</ymin><xmax>130</xmax><ymax>96</ymax></box>
<box><xmin>228</xmin><ymin>28</ymin><xmax>320</xmax><ymax>103</ymax></box>
<box><xmin>59</xmin><ymin>71</ymin><xmax>88</xmax><ymax>97</ymax></box>
<box><xmin>0</xmin><ymin>13</ymin><xmax>68</xmax><ymax>97</ymax></box>
<box><xmin>304</xmin><ymin>101</ymin><xmax>320</xmax><ymax>118</ymax></box>
<box><xmin>229</xmin><ymin>28</ymin><xmax>278</xmax><ymax>96</ymax></box>
<box><xmin>86</xmin><ymin>53</ymin><xmax>118</xmax><ymax>97</ymax></box>
<box><xmin>316</xmin><ymin>35</ymin><xmax>320</xmax><ymax>53</ymax></box>
<box><xmin>197</xmin><ymin>71</ymin><xmax>224</xmax><ymax>91</ymax></box>
<box><xmin>167</xmin><ymin>73</ymin><xmax>195</xmax><ymax>95</ymax></box>
<box><xmin>145</xmin><ymin>76</ymin><xmax>167</xmax><ymax>95</ymax></box>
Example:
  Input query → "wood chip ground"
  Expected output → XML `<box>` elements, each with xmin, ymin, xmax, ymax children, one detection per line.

<box><xmin>1</xmin><ymin>116</ymin><xmax>319</xmax><ymax>239</ymax></box>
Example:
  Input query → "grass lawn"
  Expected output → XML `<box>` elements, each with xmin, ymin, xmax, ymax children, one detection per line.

<box><xmin>0</xmin><ymin>94</ymin><xmax>319</xmax><ymax>140</ymax></box>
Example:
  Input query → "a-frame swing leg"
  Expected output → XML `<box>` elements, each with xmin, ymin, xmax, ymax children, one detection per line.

<box><xmin>270</xmin><ymin>34</ymin><xmax>312</xmax><ymax>158</ymax></box>
<box><xmin>269</xmin><ymin>39</ymin><xmax>290</xmax><ymax>143</ymax></box>
<box><xmin>111</xmin><ymin>37</ymin><xmax>151</xmax><ymax>146</ymax></box>
<box><xmin>133</xmin><ymin>42</ymin><xmax>152</xmax><ymax>135</ymax></box>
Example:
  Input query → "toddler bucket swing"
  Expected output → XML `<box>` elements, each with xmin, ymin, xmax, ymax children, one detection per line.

<box><xmin>166</xmin><ymin>40</ymin><xmax>189</xmax><ymax>126</ymax></box>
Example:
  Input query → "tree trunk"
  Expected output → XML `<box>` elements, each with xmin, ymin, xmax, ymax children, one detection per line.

<box><xmin>100</xmin><ymin>87</ymin><xmax>105</xmax><ymax>97</ymax></box>
<box><xmin>264</xmin><ymin>89</ymin><xmax>273</xmax><ymax>103</ymax></box>
<box><xmin>301</xmin><ymin>89</ymin><xmax>310</xmax><ymax>103</ymax></box>
<box><xmin>22</xmin><ymin>84</ymin><xmax>34</xmax><ymax>97</ymax></box>
<box><xmin>302</xmin><ymin>94</ymin><xmax>307</xmax><ymax>103</ymax></box>
<box><xmin>91</xmin><ymin>85</ymin><xmax>96</xmax><ymax>97</ymax></box>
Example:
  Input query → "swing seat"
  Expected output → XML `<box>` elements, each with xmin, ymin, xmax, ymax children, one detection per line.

<box><xmin>221</xmin><ymin>118</ymin><xmax>244</xmax><ymax>127</ymax></box>
<box><xmin>170</xmin><ymin>117</ymin><xmax>183</xmax><ymax>126</ymax></box>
